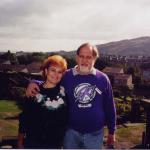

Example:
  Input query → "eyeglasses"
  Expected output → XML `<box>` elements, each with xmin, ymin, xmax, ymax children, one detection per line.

<box><xmin>78</xmin><ymin>55</ymin><xmax>93</xmax><ymax>60</ymax></box>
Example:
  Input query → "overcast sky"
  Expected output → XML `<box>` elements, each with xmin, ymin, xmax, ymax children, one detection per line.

<box><xmin>0</xmin><ymin>0</ymin><xmax>150</xmax><ymax>52</ymax></box>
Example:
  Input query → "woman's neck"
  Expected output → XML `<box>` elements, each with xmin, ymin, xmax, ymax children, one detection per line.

<box><xmin>43</xmin><ymin>81</ymin><xmax>56</xmax><ymax>88</ymax></box>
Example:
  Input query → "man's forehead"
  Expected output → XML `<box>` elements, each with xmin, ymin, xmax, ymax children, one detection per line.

<box><xmin>79</xmin><ymin>46</ymin><xmax>93</xmax><ymax>54</ymax></box>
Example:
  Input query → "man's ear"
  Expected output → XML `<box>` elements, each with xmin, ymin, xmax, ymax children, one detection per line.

<box><xmin>94</xmin><ymin>58</ymin><xmax>97</xmax><ymax>63</ymax></box>
<box><xmin>76</xmin><ymin>55</ymin><xmax>78</xmax><ymax>63</ymax></box>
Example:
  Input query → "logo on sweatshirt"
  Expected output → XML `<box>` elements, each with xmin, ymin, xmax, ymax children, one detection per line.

<box><xmin>35</xmin><ymin>86</ymin><xmax>65</xmax><ymax>110</ymax></box>
<box><xmin>74</xmin><ymin>83</ymin><xmax>102</xmax><ymax>108</ymax></box>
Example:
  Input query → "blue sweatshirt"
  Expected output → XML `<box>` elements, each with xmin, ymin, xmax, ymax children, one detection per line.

<box><xmin>62</xmin><ymin>67</ymin><xmax>116</xmax><ymax>134</ymax></box>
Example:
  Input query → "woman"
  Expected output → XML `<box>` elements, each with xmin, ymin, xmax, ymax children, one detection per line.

<box><xmin>17</xmin><ymin>55</ymin><xmax>68</xmax><ymax>149</ymax></box>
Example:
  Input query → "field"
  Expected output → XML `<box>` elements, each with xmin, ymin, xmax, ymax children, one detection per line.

<box><xmin>0</xmin><ymin>100</ymin><xmax>21</xmax><ymax>142</ymax></box>
<box><xmin>113</xmin><ymin>123</ymin><xmax>145</xmax><ymax>148</ymax></box>
<box><xmin>0</xmin><ymin>100</ymin><xmax>146</xmax><ymax>149</ymax></box>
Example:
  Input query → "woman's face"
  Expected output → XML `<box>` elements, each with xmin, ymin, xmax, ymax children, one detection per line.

<box><xmin>45</xmin><ymin>64</ymin><xmax>64</xmax><ymax>86</ymax></box>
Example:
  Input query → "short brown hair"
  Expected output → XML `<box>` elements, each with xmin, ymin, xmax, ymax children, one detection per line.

<box><xmin>41</xmin><ymin>55</ymin><xmax>67</xmax><ymax>79</ymax></box>
<box><xmin>76</xmin><ymin>43</ymin><xmax>99</xmax><ymax>58</ymax></box>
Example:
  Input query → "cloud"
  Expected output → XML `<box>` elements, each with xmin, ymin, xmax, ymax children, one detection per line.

<box><xmin>0</xmin><ymin>0</ymin><xmax>150</xmax><ymax>51</ymax></box>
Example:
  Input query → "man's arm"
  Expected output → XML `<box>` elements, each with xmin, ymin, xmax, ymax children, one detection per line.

<box><xmin>103</xmin><ymin>76</ymin><xmax>116</xmax><ymax>147</ymax></box>
<box><xmin>17</xmin><ymin>133</ymin><xmax>25</xmax><ymax>148</ymax></box>
<box><xmin>26</xmin><ymin>80</ymin><xmax>43</xmax><ymax>97</ymax></box>
<box><xmin>107</xmin><ymin>134</ymin><xmax>115</xmax><ymax>147</ymax></box>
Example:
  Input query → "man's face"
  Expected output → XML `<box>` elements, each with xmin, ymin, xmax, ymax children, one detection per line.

<box><xmin>76</xmin><ymin>45</ymin><xmax>96</xmax><ymax>74</ymax></box>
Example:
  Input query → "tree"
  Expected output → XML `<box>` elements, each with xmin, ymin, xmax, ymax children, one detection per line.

<box><xmin>94</xmin><ymin>58</ymin><xmax>108</xmax><ymax>70</ymax></box>
<box><xmin>134</xmin><ymin>76</ymin><xmax>142</xmax><ymax>88</ymax></box>
<box><xmin>17</xmin><ymin>54</ymin><xmax>33</xmax><ymax>65</ymax></box>
<box><xmin>127</xmin><ymin>66</ymin><xmax>135</xmax><ymax>77</ymax></box>
<box><xmin>119</xmin><ymin>85</ymin><xmax>132</xmax><ymax>103</ymax></box>
<box><xmin>65</xmin><ymin>56</ymin><xmax>76</xmax><ymax>69</ymax></box>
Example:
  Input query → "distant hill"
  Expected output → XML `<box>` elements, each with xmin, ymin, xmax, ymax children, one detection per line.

<box><xmin>56</xmin><ymin>36</ymin><xmax>150</xmax><ymax>57</ymax></box>
<box><xmin>58</xmin><ymin>50</ymin><xmax>76</xmax><ymax>58</ymax></box>
<box><xmin>96</xmin><ymin>36</ymin><xmax>150</xmax><ymax>56</ymax></box>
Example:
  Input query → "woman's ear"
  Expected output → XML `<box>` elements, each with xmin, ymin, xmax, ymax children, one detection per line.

<box><xmin>44</xmin><ymin>68</ymin><xmax>48</xmax><ymax>77</ymax></box>
<box><xmin>62</xmin><ymin>70</ymin><xmax>66</xmax><ymax>75</ymax></box>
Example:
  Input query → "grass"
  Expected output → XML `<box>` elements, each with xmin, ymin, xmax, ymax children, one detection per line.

<box><xmin>114</xmin><ymin>97</ymin><xmax>132</xmax><ymax>103</ymax></box>
<box><xmin>0</xmin><ymin>120</ymin><xmax>19</xmax><ymax>139</ymax></box>
<box><xmin>0</xmin><ymin>100</ymin><xmax>20</xmax><ymax>141</ymax></box>
<box><xmin>0</xmin><ymin>100</ymin><xmax>146</xmax><ymax>148</ymax></box>
<box><xmin>0</xmin><ymin>100</ymin><xmax>21</xmax><ymax>112</ymax></box>
<box><xmin>115</xmin><ymin>123</ymin><xmax>145</xmax><ymax>148</ymax></box>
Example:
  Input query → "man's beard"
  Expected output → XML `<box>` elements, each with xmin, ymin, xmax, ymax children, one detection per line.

<box><xmin>79</xmin><ymin>66</ymin><xmax>90</xmax><ymax>74</ymax></box>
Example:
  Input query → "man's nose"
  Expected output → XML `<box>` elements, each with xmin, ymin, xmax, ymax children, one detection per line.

<box><xmin>82</xmin><ymin>56</ymin><xmax>88</xmax><ymax>61</ymax></box>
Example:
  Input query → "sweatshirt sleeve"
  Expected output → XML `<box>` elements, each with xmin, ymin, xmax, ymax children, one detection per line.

<box><xmin>103</xmin><ymin>75</ymin><xmax>116</xmax><ymax>134</ymax></box>
<box><xmin>18</xmin><ymin>112</ymin><xmax>26</xmax><ymax>134</ymax></box>
<box><xmin>31</xmin><ymin>79</ymin><xmax>44</xmax><ymax>85</ymax></box>
<box><xmin>18</xmin><ymin>99</ymin><xmax>30</xmax><ymax>134</ymax></box>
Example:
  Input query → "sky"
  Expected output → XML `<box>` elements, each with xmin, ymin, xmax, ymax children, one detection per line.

<box><xmin>0</xmin><ymin>0</ymin><xmax>150</xmax><ymax>52</ymax></box>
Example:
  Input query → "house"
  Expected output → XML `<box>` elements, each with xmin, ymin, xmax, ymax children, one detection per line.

<box><xmin>103</xmin><ymin>67</ymin><xmax>124</xmax><ymax>75</ymax></box>
<box><xmin>2</xmin><ymin>60</ymin><xmax>11</xmax><ymax>65</ymax></box>
<box><xmin>0</xmin><ymin>64</ymin><xmax>28</xmax><ymax>73</ymax></box>
<box><xmin>102</xmin><ymin>67</ymin><xmax>133</xmax><ymax>88</ymax></box>
<box><xmin>0</xmin><ymin>64</ymin><xmax>12</xmax><ymax>72</ymax></box>
<box><xmin>15</xmin><ymin>51</ymin><xmax>27</xmax><ymax>57</ymax></box>
<box><xmin>142</xmin><ymin>69</ymin><xmax>150</xmax><ymax>84</ymax></box>
<box><xmin>12</xmin><ymin>65</ymin><xmax>28</xmax><ymax>73</ymax></box>
<box><xmin>114</xmin><ymin>74</ymin><xmax>133</xmax><ymax>89</ymax></box>
<box><xmin>27</xmin><ymin>62</ymin><xmax>42</xmax><ymax>75</ymax></box>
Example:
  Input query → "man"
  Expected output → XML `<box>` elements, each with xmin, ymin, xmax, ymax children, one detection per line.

<box><xmin>26</xmin><ymin>43</ymin><xmax>116</xmax><ymax>149</ymax></box>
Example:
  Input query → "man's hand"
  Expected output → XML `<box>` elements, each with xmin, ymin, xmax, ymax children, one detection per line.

<box><xmin>26</xmin><ymin>82</ymin><xmax>40</xmax><ymax>97</ymax></box>
<box><xmin>106</xmin><ymin>134</ymin><xmax>115</xmax><ymax>148</ymax></box>
<box><xmin>17</xmin><ymin>133</ymin><xmax>24</xmax><ymax>149</ymax></box>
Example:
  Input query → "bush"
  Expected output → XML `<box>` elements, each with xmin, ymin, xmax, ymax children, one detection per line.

<box><xmin>115</xmin><ymin>100</ymin><xmax>131</xmax><ymax>116</ymax></box>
